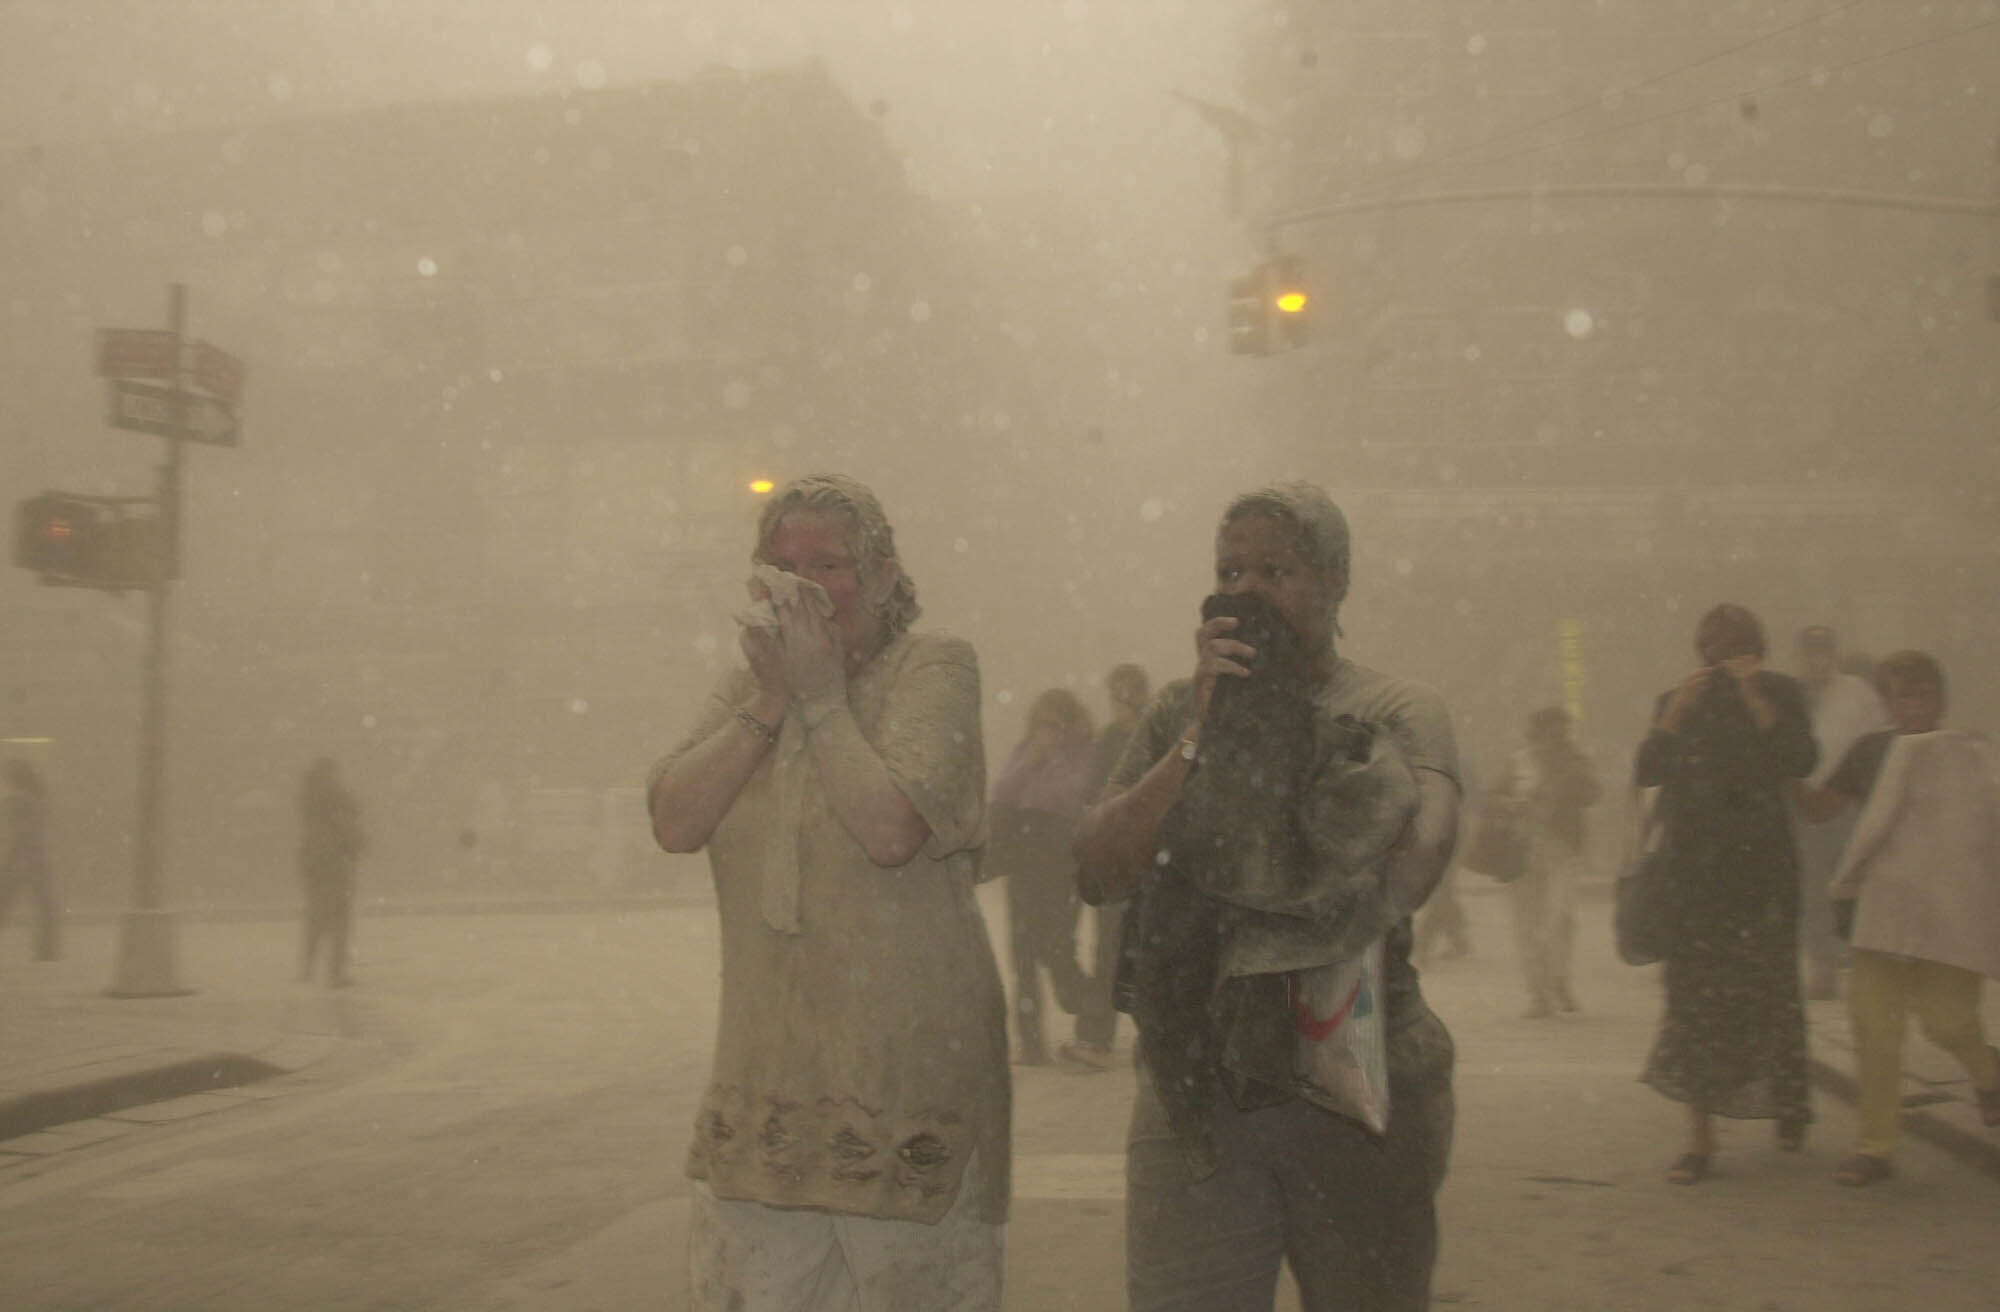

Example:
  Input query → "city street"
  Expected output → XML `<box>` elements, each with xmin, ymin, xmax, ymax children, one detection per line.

<box><xmin>2</xmin><ymin>883</ymin><xmax>1995</xmax><ymax>1310</ymax></box>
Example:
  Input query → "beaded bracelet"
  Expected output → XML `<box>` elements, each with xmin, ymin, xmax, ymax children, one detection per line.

<box><xmin>734</xmin><ymin>707</ymin><xmax>779</xmax><ymax>744</ymax></box>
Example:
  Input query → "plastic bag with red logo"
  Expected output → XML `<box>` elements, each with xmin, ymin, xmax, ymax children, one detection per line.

<box><xmin>1289</xmin><ymin>939</ymin><xmax>1391</xmax><ymax>1135</ymax></box>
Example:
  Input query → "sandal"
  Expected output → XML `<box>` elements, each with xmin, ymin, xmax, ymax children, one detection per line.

<box><xmin>1833</xmin><ymin>1154</ymin><xmax>1894</xmax><ymax>1187</ymax></box>
<box><xmin>1666</xmin><ymin>1152</ymin><xmax>1711</xmax><ymax>1185</ymax></box>
<box><xmin>1776</xmin><ymin>1118</ymin><xmax>1807</xmax><ymax>1153</ymax></box>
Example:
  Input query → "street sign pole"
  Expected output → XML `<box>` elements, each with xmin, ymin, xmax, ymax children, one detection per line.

<box><xmin>109</xmin><ymin>282</ymin><xmax>192</xmax><ymax>998</ymax></box>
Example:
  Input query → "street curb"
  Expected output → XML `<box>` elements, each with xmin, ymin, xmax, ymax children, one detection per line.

<box><xmin>0</xmin><ymin>1052</ymin><xmax>285</xmax><ymax>1142</ymax></box>
<box><xmin>1807</xmin><ymin>1057</ymin><xmax>2000</xmax><ymax>1185</ymax></box>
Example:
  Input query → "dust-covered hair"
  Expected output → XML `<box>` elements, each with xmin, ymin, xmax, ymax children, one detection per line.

<box><xmin>1217</xmin><ymin>481</ymin><xmax>1352</xmax><ymax>634</ymax></box>
<box><xmin>754</xmin><ymin>474</ymin><xmax>920</xmax><ymax>643</ymax></box>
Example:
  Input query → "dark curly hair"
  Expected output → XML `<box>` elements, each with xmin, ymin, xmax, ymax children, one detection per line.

<box><xmin>1026</xmin><ymin>688</ymin><xmax>1095</xmax><ymax>748</ymax></box>
<box><xmin>1694</xmin><ymin>603</ymin><xmax>1766</xmax><ymax>663</ymax></box>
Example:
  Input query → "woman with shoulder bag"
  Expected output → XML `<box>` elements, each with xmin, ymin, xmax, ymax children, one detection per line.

<box><xmin>1634</xmin><ymin>604</ymin><xmax>1817</xmax><ymax>1185</ymax></box>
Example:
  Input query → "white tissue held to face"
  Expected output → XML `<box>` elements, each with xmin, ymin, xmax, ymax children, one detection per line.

<box><xmin>736</xmin><ymin>562</ymin><xmax>837</xmax><ymax>631</ymax></box>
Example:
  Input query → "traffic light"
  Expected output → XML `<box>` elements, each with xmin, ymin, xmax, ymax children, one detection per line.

<box><xmin>1228</xmin><ymin>270</ymin><xmax>1273</xmax><ymax>356</ymax></box>
<box><xmin>1268</xmin><ymin>255</ymin><xmax>1310</xmax><ymax>351</ymax></box>
<box><xmin>1227</xmin><ymin>256</ymin><xmax>1312</xmax><ymax>356</ymax></box>
<box><xmin>15</xmin><ymin>494</ymin><xmax>100</xmax><ymax>578</ymax></box>
<box><xmin>13</xmin><ymin>492</ymin><xmax>167</xmax><ymax>589</ymax></box>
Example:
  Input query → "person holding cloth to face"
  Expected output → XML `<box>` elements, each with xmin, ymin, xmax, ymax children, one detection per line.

<box><xmin>1074</xmin><ymin>481</ymin><xmax>1459</xmax><ymax>1312</ymax></box>
<box><xmin>1636</xmin><ymin>603</ymin><xmax>1817</xmax><ymax>1185</ymax></box>
<box><xmin>647</xmin><ymin>474</ymin><xmax>1009</xmax><ymax>1311</ymax></box>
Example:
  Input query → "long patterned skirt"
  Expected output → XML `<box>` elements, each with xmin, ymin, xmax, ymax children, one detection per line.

<box><xmin>1641</xmin><ymin>901</ymin><xmax>1811</xmax><ymax>1124</ymax></box>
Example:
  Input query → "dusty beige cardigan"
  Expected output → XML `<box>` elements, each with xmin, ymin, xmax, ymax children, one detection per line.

<box><xmin>1831</xmin><ymin>730</ymin><xmax>2000</xmax><ymax>980</ymax></box>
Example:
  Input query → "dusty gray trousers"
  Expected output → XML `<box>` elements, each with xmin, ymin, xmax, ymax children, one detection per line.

<box><xmin>1125</xmin><ymin>1006</ymin><xmax>1455</xmax><ymax>1312</ymax></box>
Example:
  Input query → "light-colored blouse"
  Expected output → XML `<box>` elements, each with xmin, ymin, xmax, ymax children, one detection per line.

<box><xmin>651</xmin><ymin>630</ymin><xmax>1010</xmax><ymax>1224</ymax></box>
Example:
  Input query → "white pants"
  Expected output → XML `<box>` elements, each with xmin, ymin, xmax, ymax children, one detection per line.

<box><xmin>688</xmin><ymin>1151</ymin><xmax>1004</xmax><ymax>1311</ymax></box>
<box><xmin>1510</xmin><ymin>834</ymin><xmax>1580</xmax><ymax>1006</ymax></box>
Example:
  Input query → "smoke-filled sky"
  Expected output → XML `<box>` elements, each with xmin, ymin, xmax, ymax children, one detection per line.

<box><xmin>0</xmin><ymin>1</ymin><xmax>1240</xmax><ymax>201</ymax></box>
<box><xmin>9</xmin><ymin>0</ymin><xmax>1999</xmax><ymax>897</ymax></box>
<box><xmin>0</xmin><ymin>2</ymin><xmax>1270</xmax><ymax>854</ymax></box>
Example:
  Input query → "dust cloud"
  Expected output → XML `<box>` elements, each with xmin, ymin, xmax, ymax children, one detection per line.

<box><xmin>0</xmin><ymin>2</ymin><xmax>1992</xmax><ymax>963</ymax></box>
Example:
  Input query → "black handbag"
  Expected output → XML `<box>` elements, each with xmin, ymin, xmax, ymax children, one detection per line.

<box><xmin>1613</xmin><ymin>787</ymin><xmax>1678</xmax><ymax>966</ymax></box>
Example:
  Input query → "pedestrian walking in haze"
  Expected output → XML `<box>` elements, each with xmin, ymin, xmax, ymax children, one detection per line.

<box><xmin>1500</xmin><ymin>707</ymin><xmax>1600</xmax><ymax>1017</ymax></box>
<box><xmin>1</xmin><ymin>759</ymin><xmax>59</xmax><ymax>961</ymax></box>
<box><xmin>1074</xmin><ymin>481</ymin><xmax>1460</xmax><ymax>1311</ymax></box>
<box><xmin>1799</xmin><ymin>651</ymin><xmax>2000</xmax><ymax>1186</ymax></box>
<box><xmin>298</xmin><ymin>756</ymin><xmax>363</xmax><ymax>988</ymax></box>
<box><xmin>647</xmin><ymin>473</ymin><xmax>1008</xmax><ymax>1311</ymax></box>
<box><xmin>1636</xmin><ymin>603</ymin><xmax>1818</xmax><ymax>1184</ymax></box>
<box><xmin>1789</xmin><ymin>624</ymin><xmax>1887</xmax><ymax>1001</ymax></box>
<box><xmin>990</xmin><ymin>687</ymin><xmax>1098</xmax><ymax>1067</ymax></box>
<box><xmin>1063</xmin><ymin>661</ymin><xmax>1151</xmax><ymax>1072</ymax></box>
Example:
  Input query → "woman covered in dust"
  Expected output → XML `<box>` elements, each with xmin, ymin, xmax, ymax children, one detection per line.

<box><xmin>1074</xmin><ymin>481</ymin><xmax>1461</xmax><ymax>1311</ymax></box>
<box><xmin>1636</xmin><ymin>602</ymin><xmax>1817</xmax><ymax>1184</ymax></box>
<box><xmin>646</xmin><ymin>474</ymin><xmax>1008</xmax><ymax>1310</ymax></box>
<box><xmin>989</xmin><ymin>686</ymin><xmax>1097</xmax><ymax>1066</ymax></box>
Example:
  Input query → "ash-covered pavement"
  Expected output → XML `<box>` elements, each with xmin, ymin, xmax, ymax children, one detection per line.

<box><xmin>2</xmin><ymin>881</ymin><xmax>1994</xmax><ymax>1310</ymax></box>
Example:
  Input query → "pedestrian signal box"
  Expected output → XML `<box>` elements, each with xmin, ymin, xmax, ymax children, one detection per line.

<box><xmin>13</xmin><ymin>492</ymin><xmax>168</xmax><ymax>589</ymax></box>
<box><xmin>15</xmin><ymin>494</ymin><xmax>99</xmax><ymax>577</ymax></box>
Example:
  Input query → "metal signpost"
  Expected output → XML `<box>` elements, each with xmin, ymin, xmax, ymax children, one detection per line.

<box><xmin>93</xmin><ymin>285</ymin><xmax>244</xmax><ymax>997</ymax></box>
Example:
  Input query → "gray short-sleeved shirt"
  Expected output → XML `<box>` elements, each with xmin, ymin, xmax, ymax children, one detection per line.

<box><xmin>1105</xmin><ymin>659</ymin><xmax>1460</xmax><ymax>799</ymax></box>
<box><xmin>1104</xmin><ymin>656</ymin><xmax>1461</xmax><ymax>1023</ymax></box>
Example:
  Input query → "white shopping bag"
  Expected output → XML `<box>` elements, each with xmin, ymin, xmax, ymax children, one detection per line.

<box><xmin>1289</xmin><ymin>939</ymin><xmax>1391</xmax><ymax>1135</ymax></box>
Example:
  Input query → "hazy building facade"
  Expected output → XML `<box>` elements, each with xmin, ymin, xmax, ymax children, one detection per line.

<box><xmin>1</xmin><ymin>62</ymin><xmax>1112</xmax><ymax>905</ymax></box>
<box><xmin>1228</xmin><ymin>1</ymin><xmax>1998</xmax><ymax>780</ymax></box>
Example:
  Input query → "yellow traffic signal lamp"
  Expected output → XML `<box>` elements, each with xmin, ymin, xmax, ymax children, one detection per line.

<box><xmin>1227</xmin><ymin>255</ymin><xmax>1311</xmax><ymax>356</ymax></box>
<box><xmin>1268</xmin><ymin>254</ymin><xmax>1310</xmax><ymax>351</ymax></box>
